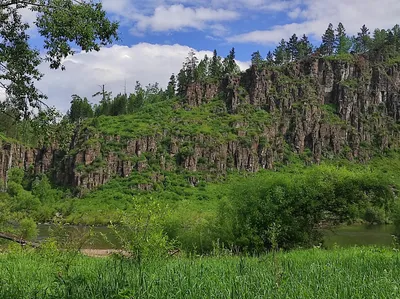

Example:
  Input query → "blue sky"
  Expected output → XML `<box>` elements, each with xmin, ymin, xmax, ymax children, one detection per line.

<box><xmin>14</xmin><ymin>0</ymin><xmax>400</xmax><ymax>111</ymax></box>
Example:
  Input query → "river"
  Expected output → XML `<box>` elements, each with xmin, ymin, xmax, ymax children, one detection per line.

<box><xmin>36</xmin><ymin>224</ymin><xmax>396</xmax><ymax>249</ymax></box>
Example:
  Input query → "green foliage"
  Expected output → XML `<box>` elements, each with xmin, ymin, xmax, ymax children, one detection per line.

<box><xmin>1</xmin><ymin>247</ymin><xmax>400</xmax><ymax>298</ymax></box>
<box><xmin>107</xmin><ymin>197</ymin><xmax>172</xmax><ymax>261</ymax></box>
<box><xmin>8</xmin><ymin>167</ymin><xmax>24</xmax><ymax>185</ymax></box>
<box><xmin>216</xmin><ymin>165</ymin><xmax>395</xmax><ymax>252</ymax></box>
<box><xmin>364</xmin><ymin>206</ymin><xmax>386</xmax><ymax>225</ymax></box>
<box><xmin>321</xmin><ymin>23</ymin><xmax>335</xmax><ymax>55</ymax></box>
<box><xmin>0</xmin><ymin>0</ymin><xmax>118</xmax><ymax>115</ymax></box>
<box><xmin>18</xmin><ymin>217</ymin><xmax>38</xmax><ymax>240</ymax></box>
<box><xmin>392</xmin><ymin>201</ymin><xmax>400</xmax><ymax>238</ymax></box>
<box><xmin>67</xmin><ymin>95</ymin><xmax>94</xmax><ymax>122</ymax></box>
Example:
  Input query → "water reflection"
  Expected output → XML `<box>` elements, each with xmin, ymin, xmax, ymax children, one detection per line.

<box><xmin>323</xmin><ymin>224</ymin><xmax>395</xmax><ymax>248</ymax></box>
<box><xmin>36</xmin><ymin>224</ymin><xmax>396</xmax><ymax>249</ymax></box>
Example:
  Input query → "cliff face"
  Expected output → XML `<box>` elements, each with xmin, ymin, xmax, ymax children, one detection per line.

<box><xmin>1</xmin><ymin>56</ymin><xmax>399</xmax><ymax>191</ymax></box>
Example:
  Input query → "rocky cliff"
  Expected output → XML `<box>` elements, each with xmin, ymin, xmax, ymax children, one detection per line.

<box><xmin>1</xmin><ymin>55</ymin><xmax>399</xmax><ymax>191</ymax></box>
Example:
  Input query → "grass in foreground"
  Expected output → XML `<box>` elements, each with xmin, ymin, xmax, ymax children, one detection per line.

<box><xmin>0</xmin><ymin>247</ymin><xmax>399</xmax><ymax>298</ymax></box>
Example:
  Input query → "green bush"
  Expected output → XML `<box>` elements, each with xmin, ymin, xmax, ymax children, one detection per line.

<box><xmin>364</xmin><ymin>206</ymin><xmax>386</xmax><ymax>224</ymax></box>
<box><xmin>216</xmin><ymin>166</ymin><xmax>395</xmax><ymax>252</ymax></box>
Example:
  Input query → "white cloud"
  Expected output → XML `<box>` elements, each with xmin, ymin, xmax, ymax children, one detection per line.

<box><xmin>227</xmin><ymin>0</ymin><xmax>400</xmax><ymax>44</ymax></box>
<box><xmin>33</xmin><ymin>43</ymin><xmax>249</xmax><ymax>113</ymax></box>
<box><xmin>133</xmin><ymin>5</ymin><xmax>239</xmax><ymax>32</ymax></box>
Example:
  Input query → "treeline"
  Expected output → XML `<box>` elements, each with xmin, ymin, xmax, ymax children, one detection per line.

<box><xmin>253</xmin><ymin>23</ymin><xmax>400</xmax><ymax>66</ymax></box>
<box><xmin>67</xmin><ymin>81</ymin><xmax>168</xmax><ymax>122</ymax></box>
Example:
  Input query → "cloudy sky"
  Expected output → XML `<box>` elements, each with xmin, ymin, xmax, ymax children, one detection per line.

<box><xmin>19</xmin><ymin>0</ymin><xmax>400</xmax><ymax>112</ymax></box>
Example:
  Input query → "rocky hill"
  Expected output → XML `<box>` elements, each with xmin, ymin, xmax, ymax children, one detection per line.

<box><xmin>1</xmin><ymin>55</ymin><xmax>400</xmax><ymax>191</ymax></box>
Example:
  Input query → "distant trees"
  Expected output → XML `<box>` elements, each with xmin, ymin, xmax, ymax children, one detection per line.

<box><xmin>259</xmin><ymin>22</ymin><xmax>400</xmax><ymax>67</ymax></box>
<box><xmin>210</xmin><ymin>50</ymin><xmax>223</xmax><ymax>80</ymax></box>
<box><xmin>223</xmin><ymin>48</ymin><xmax>240</xmax><ymax>75</ymax></box>
<box><xmin>166</xmin><ymin>74</ymin><xmax>177</xmax><ymax>99</ymax></box>
<box><xmin>354</xmin><ymin>25</ymin><xmax>371</xmax><ymax>53</ymax></box>
<box><xmin>273</xmin><ymin>39</ymin><xmax>289</xmax><ymax>65</ymax></box>
<box><xmin>335</xmin><ymin>22</ymin><xmax>352</xmax><ymax>54</ymax></box>
<box><xmin>67</xmin><ymin>95</ymin><xmax>93</xmax><ymax>123</ymax></box>
<box><xmin>251</xmin><ymin>51</ymin><xmax>264</xmax><ymax>69</ymax></box>
<box><xmin>321</xmin><ymin>23</ymin><xmax>335</xmax><ymax>55</ymax></box>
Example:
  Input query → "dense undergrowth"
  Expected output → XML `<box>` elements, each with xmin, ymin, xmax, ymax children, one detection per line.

<box><xmin>0</xmin><ymin>247</ymin><xmax>399</xmax><ymax>298</ymax></box>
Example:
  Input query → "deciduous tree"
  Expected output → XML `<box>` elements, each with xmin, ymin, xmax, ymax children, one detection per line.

<box><xmin>0</xmin><ymin>0</ymin><xmax>119</xmax><ymax>116</ymax></box>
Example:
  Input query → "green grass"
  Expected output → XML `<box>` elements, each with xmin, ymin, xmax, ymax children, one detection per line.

<box><xmin>83</xmin><ymin>99</ymin><xmax>272</xmax><ymax>143</ymax></box>
<box><xmin>1</xmin><ymin>247</ymin><xmax>399</xmax><ymax>298</ymax></box>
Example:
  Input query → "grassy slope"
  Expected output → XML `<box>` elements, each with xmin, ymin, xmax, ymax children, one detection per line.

<box><xmin>83</xmin><ymin>98</ymin><xmax>272</xmax><ymax>143</ymax></box>
<box><xmin>1</xmin><ymin>247</ymin><xmax>399</xmax><ymax>298</ymax></box>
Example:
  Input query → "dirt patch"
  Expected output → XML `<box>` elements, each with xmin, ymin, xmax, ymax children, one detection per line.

<box><xmin>80</xmin><ymin>249</ymin><xmax>130</xmax><ymax>258</ymax></box>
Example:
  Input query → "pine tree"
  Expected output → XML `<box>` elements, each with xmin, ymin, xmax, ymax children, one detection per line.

<box><xmin>287</xmin><ymin>34</ymin><xmax>299</xmax><ymax>61</ymax></box>
<box><xmin>297</xmin><ymin>34</ymin><xmax>313</xmax><ymax>59</ymax></box>
<box><xmin>183</xmin><ymin>50</ymin><xmax>199</xmax><ymax>82</ymax></box>
<box><xmin>166</xmin><ymin>74</ymin><xmax>176</xmax><ymax>99</ymax></box>
<box><xmin>92</xmin><ymin>84</ymin><xmax>112</xmax><ymax>116</ymax></box>
<box><xmin>177</xmin><ymin>68</ymin><xmax>188</xmax><ymax>97</ymax></box>
<box><xmin>390</xmin><ymin>24</ymin><xmax>400</xmax><ymax>51</ymax></box>
<box><xmin>321</xmin><ymin>23</ymin><xmax>335</xmax><ymax>55</ymax></box>
<box><xmin>67</xmin><ymin>95</ymin><xmax>93</xmax><ymax>122</ymax></box>
<box><xmin>266</xmin><ymin>51</ymin><xmax>275</xmax><ymax>65</ymax></box>
<box><xmin>223</xmin><ymin>47</ymin><xmax>240</xmax><ymax>74</ymax></box>
<box><xmin>210</xmin><ymin>49</ymin><xmax>223</xmax><ymax>80</ymax></box>
<box><xmin>335</xmin><ymin>22</ymin><xmax>351</xmax><ymax>54</ymax></box>
<box><xmin>273</xmin><ymin>39</ymin><xmax>289</xmax><ymax>65</ymax></box>
<box><xmin>354</xmin><ymin>25</ymin><xmax>371</xmax><ymax>53</ymax></box>
<box><xmin>251</xmin><ymin>51</ymin><xmax>264</xmax><ymax>69</ymax></box>
<box><xmin>110</xmin><ymin>94</ymin><xmax>128</xmax><ymax>116</ymax></box>
<box><xmin>133</xmin><ymin>81</ymin><xmax>145</xmax><ymax>110</ymax></box>
<box><xmin>196</xmin><ymin>55</ymin><xmax>210</xmax><ymax>82</ymax></box>
<box><xmin>371</xmin><ymin>29</ymin><xmax>388</xmax><ymax>50</ymax></box>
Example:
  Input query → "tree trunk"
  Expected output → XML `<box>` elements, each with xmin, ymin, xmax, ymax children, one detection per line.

<box><xmin>0</xmin><ymin>232</ymin><xmax>40</xmax><ymax>248</ymax></box>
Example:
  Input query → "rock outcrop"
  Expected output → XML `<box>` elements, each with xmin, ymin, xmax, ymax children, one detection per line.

<box><xmin>1</xmin><ymin>56</ymin><xmax>399</xmax><ymax>191</ymax></box>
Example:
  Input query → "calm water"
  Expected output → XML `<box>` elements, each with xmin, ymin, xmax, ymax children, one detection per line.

<box><xmin>36</xmin><ymin>224</ymin><xmax>397</xmax><ymax>249</ymax></box>
<box><xmin>323</xmin><ymin>224</ymin><xmax>396</xmax><ymax>248</ymax></box>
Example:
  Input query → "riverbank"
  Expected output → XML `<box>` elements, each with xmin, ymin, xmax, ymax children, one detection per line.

<box><xmin>34</xmin><ymin>223</ymin><xmax>397</xmax><ymax>250</ymax></box>
<box><xmin>1</xmin><ymin>247</ymin><xmax>399</xmax><ymax>298</ymax></box>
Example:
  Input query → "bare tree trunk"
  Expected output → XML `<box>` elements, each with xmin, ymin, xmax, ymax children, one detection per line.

<box><xmin>0</xmin><ymin>232</ymin><xmax>40</xmax><ymax>248</ymax></box>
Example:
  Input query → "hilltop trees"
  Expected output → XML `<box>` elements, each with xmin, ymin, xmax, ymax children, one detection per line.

<box><xmin>0</xmin><ymin>0</ymin><xmax>119</xmax><ymax>116</ymax></box>
<box><xmin>251</xmin><ymin>51</ymin><xmax>264</xmax><ymax>69</ymax></box>
<box><xmin>67</xmin><ymin>95</ymin><xmax>93</xmax><ymax>123</ymax></box>
<box><xmin>223</xmin><ymin>48</ymin><xmax>240</xmax><ymax>74</ymax></box>
<box><xmin>321</xmin><ymin>23</ymin><xmax>335</xmax><ymax>55</ymax></box>
<box><xmin>354</xmin><ymin>25</ymin><xmax>371</xmax><ymax>53</ymax></box>
<box><xmin>335</xmin><ymin>22</ymin><xmax>352</xmax><ymax>54</ymax></box>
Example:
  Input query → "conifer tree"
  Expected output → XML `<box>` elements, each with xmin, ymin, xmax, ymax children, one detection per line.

<box><xmin>287</xmin><ymin>34</ymin><xmax>299</xmax><ymax>61</ymax></box>
<box><xmin>321</xmin><ymin>23</ymin><xmax>335</xmax><ymax>55</ymax></box>
<box><xmin>354</xmin><ymin>25</ymin><xmax>371</xmax><ymax>53</ymax></box>
<box><xmin>273</xmin><ymin>39</ymin><xmax>289</xmax><ymax>64</ymax></box>
<box><xmin>335</xmin><ymin>22</ymin><xmax>352</xmax><ymax>54</ymax></box>
<box><xmin>166</xmin><ymin>74</ymin><xmax>176</xmax><ymax>99</ymax></box>
<box><xmin>266</xmin><ymin>51</ymin><xmax>275</xmax><ymax>65</ymax></box>
<box><xmin>210</xmin><ymin>49</ymin><xmax>223</xmax><ymax>80</ymax></box>
<box><xmin>67</xmin><ymin>95</ymin><xmax>93</xmax><ymax>122</ymax></box>
<box><xmin>251</xmin><ymin>51</ymin><xmax>264</xmax><ymax>68</ymax></box>
<box><xmin>223</xmin><ymin>47</ymin><xmax>240</xmax><ymax>74</ymax></box>
<box><xmin>196</xmin><ymin>55</ymin><xmax>210</xmax><ymax>81</ymax></box>
<box><xmin>297</xmin><ymin>34</ymin><xmax>313</xmax><ymax>59</ymax></box>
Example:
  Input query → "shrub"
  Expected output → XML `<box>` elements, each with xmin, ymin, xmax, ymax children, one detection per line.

<box><xmin>364</xmin><ymin>206</ymin><xmax>386</xmax><ymax>224</ymax></box>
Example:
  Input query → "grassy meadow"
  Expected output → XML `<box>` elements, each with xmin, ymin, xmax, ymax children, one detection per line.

<box><xmin>1</xmin><ymin>247</ymin><xmax>400</xmax><ymax>298</ymax></box>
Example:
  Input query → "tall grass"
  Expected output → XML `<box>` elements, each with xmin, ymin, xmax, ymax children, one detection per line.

<box><xmin>1</xmin><ymin>247</ymin><xmax>399</xmax><ymax>298</ymax></box>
